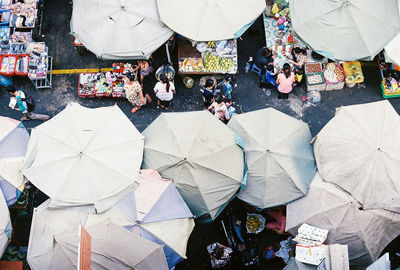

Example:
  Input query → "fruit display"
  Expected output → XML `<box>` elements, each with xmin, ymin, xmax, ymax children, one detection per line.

<box><xmin>206</xmin><ymin>41</ymin><xmax>216</xmax><ymax>48</ymax></box>
<box><xmin>246</xmin><ymin>214</ymin><xmax>265</xmax><ymax>234</ymax></box>
<box><xmin>307</xmin><ymin>73</ymin><xmax>323</xmax><ymax>85</ymax></box>
<box><xmin>219</xmin><ymin>57</ymin><xmax>235</xmax><ymax>72</ymax></box>
<box><xmin>203</xmin><ymin>51</ymin><xmax>236</xmax><ymax>73</ymax></box>
<box><xmin>345</xmin><ymin>63</ymin><xmax>364</xmax><ymax>83</ymax></box>
<box><xmin>323</xmin><ymin>63</ymin><xmax>345</xmax><ymax>83</ymax></box>
<box><xmin>179</xmin><ymin>57</ymin><xmax>205</xmax><ymax>72</ymax></box>
<box><xmin>305</xmin><ymin>63</ymin><xmax>322</xmax><ymax>74</ymax></box>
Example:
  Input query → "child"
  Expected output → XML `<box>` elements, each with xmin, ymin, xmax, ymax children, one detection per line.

<box><xmin>294</xmin><ymin>69</ymin><xmax>303</xmax><ymax>87</ymax></box>
<box><xmin>218</xmin><ymin>74</ymin><xmax>233</xmax><ymax>106</ymax></box>
<box><xmin>263</xmin><ymin>64</ymin><xmax>277</xmax><ymax>88</ymax></box>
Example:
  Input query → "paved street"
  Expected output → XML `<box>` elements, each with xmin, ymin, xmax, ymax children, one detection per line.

<box><xmin>1</xmin><ymin>1</ymin><xmax>400</xmax><ymax>269</ymax></box>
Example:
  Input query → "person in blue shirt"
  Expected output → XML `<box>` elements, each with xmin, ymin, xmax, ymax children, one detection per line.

<box><xmin>218</xmin><ymin>74</ymin><xmax>233</xmax><ymax>106</ymax></box>
<box><xmin>7</xmin><ymin>86</ymin><xmax>50</xmax><ymax>121</ymax></box>
<box><xmin>261</xmin><ymin>64</ymin><xmax>277</xmax><ymax>88</ymax></box>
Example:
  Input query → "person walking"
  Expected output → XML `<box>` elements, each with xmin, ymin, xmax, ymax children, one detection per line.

<box><xmin>123</xmin><ymin>73</ymin><xmax>151</xmax><ymax>114</ymax></box>
<box><xmin>7</xmin><ymin>86</ymin><xmax>50</xmax><ymax>121</ymax></box>
<box><xmin>276</xmin><ymin>63</ymin><xmax>295</xmax><ymax>99</ymax></box>
<box><xmin>154</xmin><ymin>74</ymin><xmax>175</xmax><ymax>110</ymax></box>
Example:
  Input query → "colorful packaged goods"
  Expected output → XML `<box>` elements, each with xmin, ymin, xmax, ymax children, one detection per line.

<box><xmin>15</xmin><ymin>55</ymin><xmax>28</xmax><ymax>75</ymax></box>
<box><xmin>0</xmin><ymin>55</ymin><xmax>15</xmax><ymax>75</ymax></box>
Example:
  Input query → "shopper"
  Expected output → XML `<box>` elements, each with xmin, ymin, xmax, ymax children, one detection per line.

<box><xmin>276</xmin><ymin>63</ymin><xmax>295</xmax><ymax>99</ymax></box>
<box><xmin>154</xmin><ymin>74</ymin><xmax>176</xmax><ymax>110</ymax></box>
<box><xmin>200</xmin><ymin>78</ymin><xmax>216</xmax><ymax>108</ymax></box>
<box><xmin>218</xmin><ymin>74</ymin><xmax>233</xmax><ymax>106</ymax></box>
<box><xmin>7</xmin><ymin>86</ymin><xmax>50</xmax><ymax>121</ymax></box>
<box><xmin>123</xmin><ymin>73</ymin><xmax>150</xmax><ymax>114</ymax></box>
<box><xmin>134</xmin><ymin>60</ymin><xmax>153</xmax><ymax>89</ymax></box>
<box><xmin>208</xmin><ymin>96</ymin><xmax>230</xmax><ymax>123</ymax></box>
<box><xmin>262</xmin><ymin>64</ymin><xmax>277</xmax><ymax>87</ymax></box>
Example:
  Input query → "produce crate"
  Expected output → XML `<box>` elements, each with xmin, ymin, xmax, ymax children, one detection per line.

<box><xmin>323</xmin><ymin>64</ymin><xmax>345</xmax><ymax>91</ymax></box>
<box><xmin>0</xmin><ymin>54</ymin><xmax>16</xmax><ymax>76</ymax></box>
<box><xmin>342</xmin><ymin>61</ymin><xmax>364</xmax><ymax>84</ymax></box>
<box><xmin>381</xmin><ymin>79</ymin><xmax>400</xmax><ymax>99</ymax></box>
<box><xmin>305</xmin><ymin>62</ymin><xmax>323</xmax><ymax>74</ymax></box>
<box><xmin>306</xmin><ymin>72</ymin><xmax>326</xmax><ymax>91</ymax></box>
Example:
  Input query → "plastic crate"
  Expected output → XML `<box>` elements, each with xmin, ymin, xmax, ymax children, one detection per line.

<box><xmin>0</xmin><ymin>54</ymin><xmax>16</xmax><ymax>76</ymax></box>
<box><xmin>14</xmin><ymin>54</ymin><xmax>29</xmax><ymax>76</ymax></box>
<box><xmin>0</xmin><ymin>10</ymin><xmax>11</xmax><ymax>26</ymax></box>
<box><xmin>306</xmin><ymin>72</ymin><xmax>326</xmax><ymax>91</ymax></box>
<box><xmin>78</xmin><ymin>73</ymin><xmax>96</xmax><ymax>98</ymax></box>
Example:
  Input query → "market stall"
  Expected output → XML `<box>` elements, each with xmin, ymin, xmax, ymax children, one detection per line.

<box><xmin>342</xmin><ymin>61</ymin><xmax>364</xmax><ymax>88</ymax></box>
<box><xmin>0</xmin><ymin>0</ymin><xmax>52</xmax><ymax>90</ymax></box>
<box><xmin>378</xmin><ymin>52</ymin><xmax>400</xmax><ymax>99</ymax></box>
<box><xmin>263</xmin><ymin>1</ymin><xmax>306</xmax><ymax>66</ymax></box>
<box><xmin>78</xmin><ymin>62</ymin><xmax>136</xmax><ymax>98</ymax></box>
<box><xmin>178</xmin><ymin>38</ymin><xmax>238</xmax><ymax>74</ymax></box>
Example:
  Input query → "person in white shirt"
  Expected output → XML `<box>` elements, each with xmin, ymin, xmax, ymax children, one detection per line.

<box><xmin>154</xmin><ymin>74</ymin><xmax>176</xmax><ymax>110</ymax></box>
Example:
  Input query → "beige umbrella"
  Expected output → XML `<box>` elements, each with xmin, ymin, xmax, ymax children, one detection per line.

<box><xmin>228</xmin><ymin>108</ymin><xmax>316</xmax><ymax>209</ymax></box>
<box><xmin>142</xmin><ymin>111</ymin><xmax>245</xmax><ymax>222</ymax></box>
<box><xmin>51</xmin><ymin>220</ymin><xmax>168</xmax><ymax>270</ymax></box>
<box><xmin>156</xmin><ymin>0</ymin><xmax>265</xmax><ymax>41</ymax></box>
<box><xmin>286</xmin><ymin>172</ymin><xmax>400</xmax><ymax>266</ymax></box>
<box><xmin>0</xmin><ymin>190</ymin><xmax>11</xmax><ymax>257</ymax></box>
<box><xmin>27</xmin><ymin>201</ymin><xmax>169</xmax><ymax>270</ymax></box>
<box><xmin>312</xmin><ymin>100</ymin><xmax>400</xmax><ymax>213</ymax></box>
<box><xmin>22</xmin><ymin>102</ymin><xmax>144</xmax><ymax>213</ymax></box>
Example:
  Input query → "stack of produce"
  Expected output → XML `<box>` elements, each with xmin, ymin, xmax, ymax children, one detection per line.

<box><xmin>345</xmin><ymin>63</ymin><xmax>364</xmax><ymax>84</ymax></box>
<box><xmin>179</xmin><ymin>57</ymin><xmax>205</xmax><ymax>72</ymax></box>
<box><xmin>323</xmin><ymin>63</ymin><xmax>345</xmax><ymax>83</ymax></box>
<box><xmin>246</xmin><ymin>214</ymin><xmax>265</xmax><ymax>234</ymax></box>
<box><xmin>307</xmin><ymin>73</ymin><xmax>323</xmax><ymax>85</ymax></box>
<box><xmin>305</xmin><ymin>63</ymin><xmax>322</xmax><ymax>74</ymax></box>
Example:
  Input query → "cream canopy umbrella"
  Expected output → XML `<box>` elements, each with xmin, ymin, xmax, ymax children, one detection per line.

<box><xmin>0</xmin><ymin>116</ymin><xmax>29</xmax><ymax>205</ymax></box>
<box><xmin>286</xmin><ymin>172</ymin><xmax>400</xmax><ymax>266</ymax></box>
<box><xmin>71</xmin><ymin>0</ymin><xmax>173</xmax><ymax>59</ymax></box>
<box><xmin>385</xmin><ymin>32</ymin><xmax>400</xmax><ymax>66</ymax></box>
<box><xmin>312</xmin><ymin>100</ymin><xmax>400</xmax><ymax>213</ymax></box>
<box><xmin>156</xmin><ymin>0</ymin><xmax>265</xmax><ymax>41</ymax></box>
<box><xmin>142</xmin><ymin>111</ymin><xmax>245</xmax><ymax>222</ymax></box>
<box><xmin>85</xmin><ymin>169</ymin><xmax>195</xmax><ymax>268</ymax></box>
<box><xmin>22</xmin><ymin>102</ymin><xmax>144</xmax><ymax>213</ymax></box>
<box><xmin>290</xmin><ymin>0</ymin><xmax>400</xmax><ymax>60</ymax></box>
<box><xmin>0</xmin><ymin>190</ymin><xmax>11</xmax><ymax>257</ymax></box>
<box><xmin>228</xmin><ymin>108</ymin><xmax>316</xmax><ymax>209</ymax></box>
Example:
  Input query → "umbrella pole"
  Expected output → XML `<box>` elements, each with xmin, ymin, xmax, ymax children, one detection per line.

<box><xmin>165</xmin><ymin>43</ymin><xmax>172</xmax><ymax>66</ymax></box>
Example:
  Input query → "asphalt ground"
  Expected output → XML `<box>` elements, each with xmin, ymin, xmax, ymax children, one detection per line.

<box><xmin>0</xmin><ymin>1</ymin><xmax>399</xmax><ymax>269</ymax></box>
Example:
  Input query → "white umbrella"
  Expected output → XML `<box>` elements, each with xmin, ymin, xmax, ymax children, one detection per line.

<box><xmin>228</xmin><ymin>108</ymin><xmax>316</xmax><ymax>209</ymax></box>
<box><xmin>312</xmin><ymin>100</ymin><xmax>400</xmax><ymax>213</ymax></box>
<box><xmin>286</xmin><ymin>172</ymin><xmax>400</xmax><ymax>266</ymax></box>
<box><xmin>142</xmin><ymin>111</ymin><xmax>245</xmax><ymax>222</ymax></box>
<box><xmin>156</xmin><ymin>0</ymin><xmax>265</xmax><ymax>41</ymax></box>
<box><xmin>71</xmin><ymin>0</ymin><xmax>173</xmax><ymax>59</ymax></box>
<box><xmin>385</xmin><ymin>32</ymin><xmax>400</xmax><ymax>66</ymax></box>
<box><xmin>22</xmin><ymin>102</ymin><xmax>144</xmax><ymax>213</ymax></box>
<box><xmin>0</xmin><ymin>190</ymin><xmax>11</xmax><ymax>257</ymax></box>
<box><xmin>290</xmin><ymin>0</ymin><xmax>400</xmax><ymax>60</ymax></box>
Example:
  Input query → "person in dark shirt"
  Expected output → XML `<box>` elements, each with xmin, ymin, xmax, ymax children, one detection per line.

<box><xmin>201</xmin><ymin>78</ymin><xmax>216</xmax><ymax>108</ymax></box>
<box><xmin>254</xmin><ymin>47</ymin><xmax>273</xmax><ymax>71</ymax></box>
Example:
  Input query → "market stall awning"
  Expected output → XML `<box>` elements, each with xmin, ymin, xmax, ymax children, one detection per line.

<box><xmin>142</xmin><ymin>111</ymin><xmax>245</xmax><ymax>222</ymax></box>
<box><xmin>156</xmin><ymin>0</ymin><xmax>265</xmax><ymax>41</ymax></box>
<box><xmin>0</xmin><ymin>116</ymin><xmax>29</xmax><ymax>206</ymax></box>
<box><xmin>227</xmin><ymin>108</ymin><xmax>316</xmax><ymax>209</ymax></box>
<box><xmin>22</xmin><ymin>102</ymin><xmax>144</xmax><ymax>213</ymax></box>
<box><xmin>70</xmin><ymin>0</ymin><xmax>173</xmax><ymax>60</ymax></box>
<box><xmin>385</xmin><ymin>32</ymin><xmax>400</xmax><ymax>66</ymax></box>
<box><xmin>0</xmin><ymin>190</ymin><xmax>11</xmax><ymax>258</ymax></box>
<box><xmin>290</xmin><ymin>0</ymin><xmax>400</xmax><ymax>61</ymax></box>
<box><xmin>286</xmin><ymin>172</ymin><xmax>400</xmax><ymax>266</ymax></box>
<box><xmin>85</xmin><ymin>169</ymin><xmax>195</xmax><ymax>269</ymax></box>
<box><xmin>312</xmin><ymin>100</ymin><xmax>400</xmax><ymax>213</ymax></box>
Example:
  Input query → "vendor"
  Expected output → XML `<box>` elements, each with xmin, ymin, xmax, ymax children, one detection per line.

<box><xmin>254</xmin><ymin>47</ymin><xmax>273</xmax><ymax>71</ymax></box>
<box><xmin>265</xmin><ymin>206</ymin><xmax>286</xmax><ymax>235</ymax></box>
<box><xmin>276</xmin><ymin>63</ymin><xmax>295</xmax><ymax>99</ymax></box>
<box><xmin>289</xmin><ymin>47</ymin><xmax>307</xmax><ymax>70</ymax></box>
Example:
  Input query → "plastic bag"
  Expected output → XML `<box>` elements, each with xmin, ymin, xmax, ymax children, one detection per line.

<box><xmin>272</xmin><ymin>3</ymin><xmax>279</xmax><ymax>14</ymax></box>
<box><xmin>183</xmin><ymin>76</ymin><xmax>194</xmax><ymax>88</ymax></box>
<box><xmin>306</xmin><ymin>90</ymin><xmax>321</xmax><ymax>104</ymax></box>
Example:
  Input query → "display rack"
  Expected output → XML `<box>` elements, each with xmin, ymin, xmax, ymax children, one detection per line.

<box><xmin>30</xmin><ymin>55</ymin><xmax>52</xmax><ymax>90</ymax></box>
